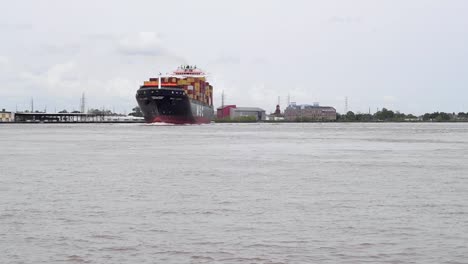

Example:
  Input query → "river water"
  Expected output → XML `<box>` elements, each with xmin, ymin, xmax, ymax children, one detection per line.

<box><xmin>1</xmin><ymin>123</ymin><xmax>467</xmax><ymax>263</ymax></box>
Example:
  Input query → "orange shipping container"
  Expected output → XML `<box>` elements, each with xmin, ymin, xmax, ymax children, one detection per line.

<box><xmin>144</xmin><ymin>81</ymin><xmax>158</xmax><ymax>86</ymax></box>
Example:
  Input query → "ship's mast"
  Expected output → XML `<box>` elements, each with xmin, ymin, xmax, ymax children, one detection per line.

<box><xmin>158</xmin><ymin>72</ymin><xmax>161</xmax><ymax>89</ymax></box>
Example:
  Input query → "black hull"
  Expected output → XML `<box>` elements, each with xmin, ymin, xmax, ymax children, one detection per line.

<box><xmin>136</xmin><ymin>87</ymin><xmax>214</xmax><ymax>124</ymax></box>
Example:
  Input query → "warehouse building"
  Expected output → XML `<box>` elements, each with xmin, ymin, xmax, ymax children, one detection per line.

<box><xmin>0</xmin><ymin>109</ymin><xmax>13</xmax><ymax>122</ymax></box>
<box><xmin>217</xmin><ymin>105</ymin><xmax>237</xmax><ymax>119</ymax></box>
<box><xmin>230</xmin><ymin>107</ymin><xmax>266</xmax><ymax>121</ymax></box>
<box><xmin>284</xmin><ymin>103</ymin><xmax>336</xmax><ymax>121</ymax></box>
<box><xmin>217</xmin><ymin>105</ymin><xmax>266</xmax><ymax>121</ymax></box>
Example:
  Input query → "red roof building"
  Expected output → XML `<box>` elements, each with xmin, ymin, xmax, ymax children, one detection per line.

<box><xmin>216</xmin><ymin>105</ymin><xmax>236</xmax><ymax>119</ymax></box>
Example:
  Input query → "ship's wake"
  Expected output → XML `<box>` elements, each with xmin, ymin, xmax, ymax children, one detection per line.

<box><xmin>143</xmin><ymin>122</ymin><xmax>178</xmax><ymax>126</ymax></box>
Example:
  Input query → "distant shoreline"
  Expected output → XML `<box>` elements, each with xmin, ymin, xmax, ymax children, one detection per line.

<box><xmin>2</xmin><ymin>120</ymin><xmax>468</xmax><ymax>124</ymax></box>
<box><xmin>0</xmin><ymin>121</ymin><xmax>145</xmax><ymax>124</ymax></box>
<box><xmin>214</xmin><ymin>120</ymin><xmax>468</xmax><ymax>123</ymax></box>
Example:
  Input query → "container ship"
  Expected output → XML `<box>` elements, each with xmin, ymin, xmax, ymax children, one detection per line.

<box><xmin>136</xmin><ymin>65</ymin><xmax>214</xmax><ymax>124</ymax></box>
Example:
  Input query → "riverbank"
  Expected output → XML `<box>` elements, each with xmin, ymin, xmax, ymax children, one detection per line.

<box><xmin>0</xmin><ymin>121</ymin><xmax>145</xmax><ymax>124</ymax></box>
<box><xmin>213</xmin><ymin>120</ymin><xmax>468</xmax><ymax>123</ymax></box>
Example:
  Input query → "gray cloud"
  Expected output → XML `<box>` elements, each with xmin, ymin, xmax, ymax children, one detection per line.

<box><xmin>211</xmin><ymin>56</ymin><xmax>241</xmax><ymax>65</ymax></box>
<box><xmin>39</xmin><ymin>43</ymin><xmax>81</xmax><ymax>55</ymax></box>
<box><xmin>0</xmin><ymin>56</ymin><xmax>8</xmax><ymax>66</ymax></box>
<box><xmin>1</xmin><ymin>0</ymin><xmax>468</xmax><ymax>114</ymax></box>
<box><xmin>0</xmin><ymin>22</ymin><xmax>32</xmax><ymax>31</ymax></box>
<box><xmin>329</xmin><ymin>16</ymin><xmax>362</xmax><ymax>24</ymax></box>
<box><xmin>116</xmin><ymin>32</ymin><xmax>168</xmax><ymax>56</ymax></box>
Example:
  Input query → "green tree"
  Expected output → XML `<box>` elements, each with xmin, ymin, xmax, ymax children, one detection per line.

<box><xmin>394</xmin><ymin>111</ymin><xmax>406</xmax><ymax>120</ymax></box>
<box><xmin>436</xmin><ymin>112</ymin><xmax>451</xmax><ymax>121</ymax></box>
<box><xmin>423</xmin><ymin>113</ymin><xmax>432</xmax><ymax>121</ymax></box>
<box><xmin>423</xmin><ymin>112</ymin><xmax>452</xmax><ymax>122</ymax></box>
<box><xmin>356</xmin><ymin>113</ymin><xmax>372</xmax><ymax>121</ymax></box>
<box><xmin>129</xmin><ymin>106</ymin><xmax>143</xmax><ymax>117</ymax></box>
<box><xmin>345</xmin><ymin>111</ymin><xmax>356</xmax><ymax>121</ymax></box>
<box><xmin>88</xmin><ymin>109</ymin><xmax>102</xmax><ymax>115</ymax></box>
<box><xmin>336</xmin><ymin>113</ymin><xmax>342</xmax><ymax>121</ymax></box>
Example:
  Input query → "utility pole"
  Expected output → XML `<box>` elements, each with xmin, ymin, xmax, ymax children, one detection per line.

<box><xmin>221</xmin><ymin>90</ymin><xmax>225</xmax><ymax>108</ymax></box>
<box><xmin>344</xmin><ymin>96</ymin><xmax>348</xmax><ymax>113</ymax></box>
<box><xmin>31</xmin><ymin>97</ymin><xmax>34</xmax><ymax>112</ymax></box>
<box><xmin>80</xmin><ymin>92</ymin><xmax>86</xmax><ymax>113</ymax></box>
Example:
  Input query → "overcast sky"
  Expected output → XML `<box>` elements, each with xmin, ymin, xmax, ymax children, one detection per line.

<box><xmin>1</xmin><ymin>0</ymin><xmax>467</xmax><ymax>114</ymax></box>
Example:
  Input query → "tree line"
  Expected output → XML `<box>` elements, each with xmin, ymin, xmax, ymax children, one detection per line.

<box><xmin>339</xmin><ymin>108</ymin><xmax>468</xmax><ymax>122</ymax></box>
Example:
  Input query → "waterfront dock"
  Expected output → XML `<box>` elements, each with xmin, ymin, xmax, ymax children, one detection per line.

<box><xmin>11</xmin><ymin>112</ymin><xmax>144</xmax><ymax>123</ymax></box>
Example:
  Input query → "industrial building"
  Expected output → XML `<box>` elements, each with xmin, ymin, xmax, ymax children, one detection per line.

<box><xmin>217</xmin><ymin>105</ymin><xmax>237</xmax><ymax>119</ymax></box>
<box><xmin>231</xmin><ymin>107</ymin><xmax>266</xmax><ymax>121</ymax></box>
<box><xmin>284</xmin><ymin>103</ymin><xmax>336</xmax><ymax>121</ymax></box>
<box><xmin>0</xmin><ymin>109</ymin><xmax>13</xmax><ymax>122</ymax></box>
<box><xmin>14</xmin><ymin>112</ymin><xmax>103</xmax><ymax>122</ymax></box>
<box><xmin>267</xmin><ymin>104</ymin><xmax>285</xmax><ymax>121</ymax></box>
<box><xmin>217</xmin><ymin>105</ymin><xmax>266</xmax><ymax>121</ymax></box>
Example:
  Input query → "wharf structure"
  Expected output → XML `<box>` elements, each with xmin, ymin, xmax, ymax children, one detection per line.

<box><xmin>217</xmin><ymin>105</ymin><xmax>266</xmax><ymax>121</ymax></box>
<box><xmin>284</xmin><ymin>103</ymin><xmax>336</xmax><ymax>121</ymax></box>
<box><xmin>13</xmin><ymin>112</ymin><xmax>143</xmax><ymax>123</ymax></box>
<box><xmin>0</xmin><ymin>109</ymin><xmax>14</xmax><ymax>122</ymax></box>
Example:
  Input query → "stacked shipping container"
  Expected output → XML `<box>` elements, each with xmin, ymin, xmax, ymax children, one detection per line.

<box><xmin>142</xmin><ymin>76</ymin><xmax>213</xmax><ymax>106</ymax></box>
